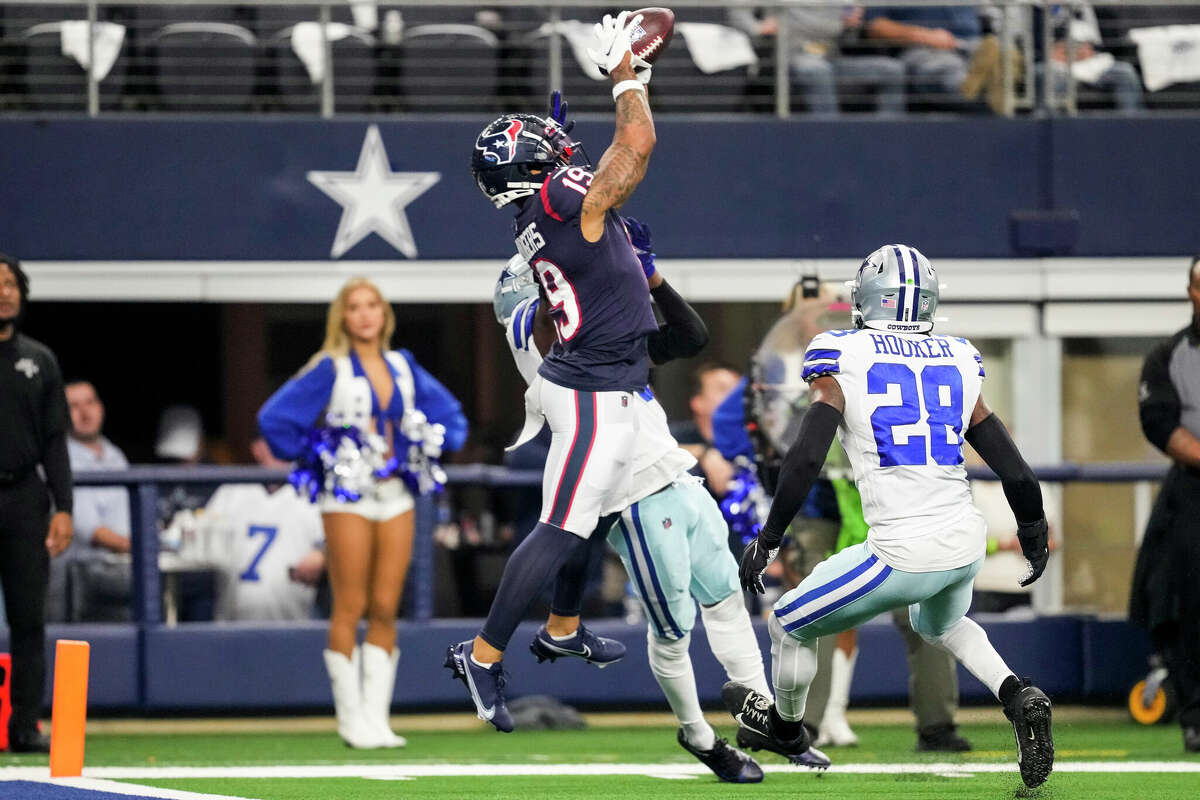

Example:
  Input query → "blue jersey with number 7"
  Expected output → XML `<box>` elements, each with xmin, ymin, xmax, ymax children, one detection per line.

<box><xmin>511</xmin><ymin>165</ymin><xmax>658</xmax><ymax>393</ymax></box>
<box><xmin>802</xmin><ymin>328</ymin><xmax>989</xmax><ymax>572</ymax></box>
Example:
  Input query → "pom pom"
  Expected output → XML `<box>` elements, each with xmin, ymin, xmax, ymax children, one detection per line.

<box><xmin>719</xmin><ymin>459</ymin><xmax>769</xmax><ymax>545</ymax></box>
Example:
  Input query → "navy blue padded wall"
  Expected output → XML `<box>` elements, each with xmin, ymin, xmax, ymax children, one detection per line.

<box><xmin>138</xmin><ymin>616</ymin><xmax>1094</xmax><ymax>710</ymax></box>
<box><xmin>0</xmin><ymin>117</ymin><xmax>1197</xmax><ymax>260</ymax></box>
<box><xmin>0</xmin><ymin>624</ymin><xmax>139</xmax><ymax>709</ymax></box>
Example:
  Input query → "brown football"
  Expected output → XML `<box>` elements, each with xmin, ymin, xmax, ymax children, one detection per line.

<box><xmin>630</xmin><ymin>7</ymin><xmax>675</xmax><ymax>65</ymax></box>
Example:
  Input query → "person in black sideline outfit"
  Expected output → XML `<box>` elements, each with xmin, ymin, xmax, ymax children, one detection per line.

<box><xmin>0</xmin><ymin>252</ymin><xmax>73</xmax><ymax>753</ymax></box>
<box><xmin>1131</xmin><ymin>255</ymin><xmax>1200</xmax><ymax>754</ymax></box>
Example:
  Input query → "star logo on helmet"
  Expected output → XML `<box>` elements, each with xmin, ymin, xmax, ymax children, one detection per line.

<box><xmin>307</xmin><ymin>125</ymin><xmax>440</xmax><ymax>259</ymax></box>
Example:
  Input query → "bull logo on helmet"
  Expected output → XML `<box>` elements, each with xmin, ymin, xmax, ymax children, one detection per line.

<box><xmin>476</xmin><ymin>118</ymin><xmax>525</xmax><ymax>166</ymax></box>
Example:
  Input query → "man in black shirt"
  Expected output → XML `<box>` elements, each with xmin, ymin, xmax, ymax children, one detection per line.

<box><xmin>1132</xmin><ymin>255</ymin><xmax>1200</xmax><ymax>754</ymax></box>
<box><xmin>0</xmin><ymin>253</ymin><xmax>73</xmax><ymax>753</ymax></box>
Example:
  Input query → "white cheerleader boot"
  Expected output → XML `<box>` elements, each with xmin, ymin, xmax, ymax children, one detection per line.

<box><xmin>815</xmin><ymin>648</ymin><xmax>859</xmax><ymax>747</ymax></box>
<box><xmin>324</xmin><ymin>648</ymin><xmax>384</xmax><ymax>749</ymax></box>
<box><xmin>361</xmin><ymin>642</ymin><xmax>407</xmax><ymax>748</ymax></box>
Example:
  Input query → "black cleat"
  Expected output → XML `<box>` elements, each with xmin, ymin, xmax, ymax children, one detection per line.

<box><xmin>1183</xmin><ymin>726</ymin><xmax>1200</xmax><ymax>753</ymax></box>
<box><xmin>676</xmin><ymin>728</ymin><xmax>763</xmax><ymax>783</ymax></box>
<box><xmin>1004</xmin><ymin>678</ymin><xmax>1054</xmax><ymax>788</ymax></box>
<box><xmin>917</xmin><ymin>723</ymin><xmax>973</xmax><ymax>752</ymax></box>
<box><xmin>721</xmin><ymin>681</ymin><xmax>831</xmax><ymax>770</ymax></box>
<box><xmin>6</xmin><ymin>727</ymin><xmax>50</xmax><ymax>753</ymax></box>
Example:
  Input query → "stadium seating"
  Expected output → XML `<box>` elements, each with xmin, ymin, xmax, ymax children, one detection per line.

<box><xmin>151</xmin><ymin>22</ymin><xmax>257</xmax><ymax>112</ymax></box>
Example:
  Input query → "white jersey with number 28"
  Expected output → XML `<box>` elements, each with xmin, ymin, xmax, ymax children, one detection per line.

<box><xmin>803</xmin><ymin>328</ymin><xmax>988</xmax><ymax>572</ymax></box>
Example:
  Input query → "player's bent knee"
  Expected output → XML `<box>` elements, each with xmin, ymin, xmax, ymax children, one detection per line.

<box><xmin>647</xmin><ymin>630</ymin><xmax>692</xmax><ymax>679</ymax></box>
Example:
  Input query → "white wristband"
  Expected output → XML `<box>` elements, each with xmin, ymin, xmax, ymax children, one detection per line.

<box><xmin>612</xmin><ymin>80</ymin><xmax>645</xmax><ymax>101</ymax></box>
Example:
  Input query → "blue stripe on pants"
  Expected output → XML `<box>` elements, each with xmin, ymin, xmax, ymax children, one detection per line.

<box><xmin>617</xmin><ymin>518</ymin><xmax>666</xmax><ymax>638</ymax></box>
<box><xmin>632</xmin><ymin>504</ymin><xmax>684</xmax><ymax>639</ymax></box>
<box><xmin>548</xmin><ymin>391</ymin><xmax>597</xmax><ymax>528</ymax></box>
<box><xmin>781</xmin><ymin>563</ymin><xmax>893</xmax><ymax>633</ymax></box>
<box><xmin>775</xmin><ymin>553</ymin><xmax>880</xmax><ymax>617</ymax></box>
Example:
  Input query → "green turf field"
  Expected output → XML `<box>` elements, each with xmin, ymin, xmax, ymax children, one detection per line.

<box><xmin>4</xmin><ymin>711</ymin><xmax>1200</xmax><ymax>799</ymax></box>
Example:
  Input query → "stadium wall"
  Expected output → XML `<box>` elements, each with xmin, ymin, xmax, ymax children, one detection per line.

<box><xmin>0</xmin><ymin>617</ymin><xmax>1150</xmax><ymax>711</ymax></box>
<box><xmin>1</xmin><ymin>116</ymin><xmax>1197</xmax><ymax>265</ymax></box>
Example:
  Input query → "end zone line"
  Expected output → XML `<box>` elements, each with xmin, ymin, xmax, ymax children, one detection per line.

<box><xmin>5</xmin><ymin>762</ymin><xmax>1200</xmax><ymax>781</ymax></box>
<box><xmin>28</xmin><ymin>777</ymin><xmax>261</xmax><ymax>800</ymax></box>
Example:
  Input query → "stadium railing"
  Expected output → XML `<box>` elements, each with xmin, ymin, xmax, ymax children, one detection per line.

<box><xmin>73</xmin><ymin>459</ymin><xmax>1169</xmax><ymax>627</ymax></box>
<box><xmin>2</xmin><ymin>0</ymin><xmax>1198</xmax><ymax>117</ymax></box>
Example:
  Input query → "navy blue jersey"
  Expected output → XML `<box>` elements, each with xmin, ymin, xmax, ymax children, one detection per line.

<box><xmin>513</xmin><ymin>165</ymin><xmax>658</xmax><ymax>392</ymax></box>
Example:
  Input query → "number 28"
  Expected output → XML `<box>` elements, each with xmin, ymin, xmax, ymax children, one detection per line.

<box><xmin>869</xmin><ymin>363</ymin><xmax>964</xmax><ymax>467</ymax></box>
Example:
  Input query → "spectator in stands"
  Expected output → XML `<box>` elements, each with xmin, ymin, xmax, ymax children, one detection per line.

<box><xmin>1131</xmin><ymin>255</ymin><xmax>1200</xmax><ymax>753</ymax></box>
<box><xmin>196</xmin><ymin>438</ymin><xmax>325</xmax><ymax>622</ymax></box>
<box><xmin>155</xmin><ymin>403</ymin><xmax>214</xmax><ymax>527</ymax></box>
<box><xmin>48</xmin><ymin>380</ymin><xmax>132</xmax><ymax>623</ymax></box>
<box><xmin>671</xmin><ymin>362</ymin><xmax>741</xmax><ymax>497</ymax></box>
<box><xmin>1038</xmin><ymin>3</ymin><xmax>1143</xmax><ymax>112</ymax></box>
<box><xmin>0</xmin><ymin>253</ymin><xmax>72</xmax><ymax>753</ymax></box>
<box><xmin>863</xmin><ymin>5</ymin><xmax>984</xmax><ymax>107</ymax></box>
<box><xmin>258</xmin><ymin>276</ymin><xmax>467</xmax><ymax>750</ymax></box>
<box><xmin>728</xmin><ymin>5</ymin><xmax>906</xmax><ymax>115</ymax></box>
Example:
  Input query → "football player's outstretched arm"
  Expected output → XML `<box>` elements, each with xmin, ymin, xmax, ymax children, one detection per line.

<box><xmin>760</xmin><ymin>377</ymin><xmax>845</xmax><ymax>542</ymax></box>
<box><xmin>581</xmin><ymin>52</ymin><xmax>656</xmax><ymax>242</ymax></box>
<box><xmin>739</xmin><ymin>376</ymin><xmax>844</xmax><ymax>593</ymax></box>
<box><xmin>964</xmin><ymin>395</ymin><xmax>1050</xmax><ymax>586</ymax></box>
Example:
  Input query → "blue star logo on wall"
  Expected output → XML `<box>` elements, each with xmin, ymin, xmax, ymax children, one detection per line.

<box><xmin>307</xmin><ymin>125</ymin><xmax>440</xmax><ymax>259</ymax></box>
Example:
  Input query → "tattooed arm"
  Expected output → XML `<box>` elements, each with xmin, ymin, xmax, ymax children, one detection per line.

<box><xmin>580</xmin><ymin>54</ymin><xmax>656</xmax><ymax>243</ymax></box>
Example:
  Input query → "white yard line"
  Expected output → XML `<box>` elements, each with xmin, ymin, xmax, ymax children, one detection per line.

<box><xmin>4</xmin><ymin>761</ymin><xmax>1200</xmax><ymax>781</ymax></box>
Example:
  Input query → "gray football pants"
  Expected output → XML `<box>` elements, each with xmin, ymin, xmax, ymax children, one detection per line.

<box><xmin>785</xmin><ymin>517</ymin><xmax>958</xmax><ymax>730</ymax></box>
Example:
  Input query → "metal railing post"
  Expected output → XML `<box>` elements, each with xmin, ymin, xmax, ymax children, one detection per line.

<box><xmin>548</xmin><ymin>5</ymin><xmax>563</xmax><ymax>94</ymax></box>
<box><xmin>774</xmin><ymin>6</ymin><xmax>790</xmax><ymax>119</ymax></box>
<box><xmin>1021</xmin><ymin>1</ymin><xmax>1036</xmax><ymax>110</ymax></box>
<box><xmin>86</xmin><ymin>0</ymin><xmax>99</xmax><ymax>117</ymax></box>
<box><xmin>1039</xmin><ymin>0</ymin><xmax>1054</xmax><ymax>113</ymax></box>
<box><xmin>131</xmin><ymin>483</ymin><xmax>162</xmax><ymax>625</ymax></box>
<box><xmin>999</xmin><ymin>3</ymin><xmax>1014</xmax><ymax>117</ymax></box>
<box><xmin>410</xmin><ymin>494</ymin><xmax>436</xmax><ymax>621</ymax></box>
<box><xmin>320</xmin><ymin>4</ymin><xmax>334</xmax><ymax>119</ymax></box>
<box><xmin>1064</xmin><ymin>3</ymin><xmax>1077</xmax><ymax>116</ymax></box>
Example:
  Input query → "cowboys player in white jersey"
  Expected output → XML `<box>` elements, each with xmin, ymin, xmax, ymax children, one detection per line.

<box><xmin>494</xmin><ymin>247</ymin><xmax>769</xmax><ymax>782</ymax></box>
<box><xmin>725</xmin><ymin>244</ymin><xmax>1055</xmax><ymax>788</ymax></box>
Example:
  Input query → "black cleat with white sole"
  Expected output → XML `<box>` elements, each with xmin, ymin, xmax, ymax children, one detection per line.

<box><xmin>676</xmin><ymin>728</ymin><xmax>763</xmax><ymax>783</ymax></box>
<box><xmin>1004</xmin><ymin>677</ymin><xmax>1054</xmax><ymax>788</ymax></box>
<box><xmin>721</xmin><ymin>681</ymin><xmax>831</xmax><ymax>770</ymax></box>
<box><xmin>445</xmin><ymin>640</ymin><xmax>514</xmax><ymax>733</ymax></box>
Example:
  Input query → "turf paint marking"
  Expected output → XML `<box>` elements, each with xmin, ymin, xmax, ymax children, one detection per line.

<box><xmin>4</xmin><ymin>761</ymin><xmax>1200</xmax><ymax>783</ymax></box>
<box><xmin>7</xmin><ymin>777</ymin><xmax>260</xmax><ymax>800</ymax></box>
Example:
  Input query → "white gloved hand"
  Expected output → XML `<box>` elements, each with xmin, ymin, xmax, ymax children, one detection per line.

<box><xmin>587</xmin><ymin>10</ymin><xmax>645</xmax><ymax>77</ymax></box>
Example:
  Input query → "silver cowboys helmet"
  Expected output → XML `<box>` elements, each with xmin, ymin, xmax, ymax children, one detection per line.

<box><xmin>850</xmin><ymin>244</ymin><xmax>939</xmax><ymax>334</ymax></box>
<box><xmin>493</xmin><ymin>254</ymin><xmax>539</xmax><ymax>324</ymax></box>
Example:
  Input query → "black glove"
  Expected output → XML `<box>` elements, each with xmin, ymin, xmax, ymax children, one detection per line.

<box><xmin>1016</xmin><ymin>518</ymin><xmax>1049</xmax><ymax>587</ymax></box>
<box><xmin>739</xmin><ymin>536</ymin><xmax>780</xmax><ymax>594</ymax></box>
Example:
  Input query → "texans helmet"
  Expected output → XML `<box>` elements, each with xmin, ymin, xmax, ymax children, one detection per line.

<box><xmin>471</xmin><ymin>113</ymin><xmax>580</xmax><ymax>209</ymax></box>
<box><xmin>850</xmin><ymin>244</ymin><xmax>939</xmax><ymax>334</ymax></box>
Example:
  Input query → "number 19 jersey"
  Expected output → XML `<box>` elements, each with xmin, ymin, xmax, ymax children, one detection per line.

<box><xmin>513</xmin><ymin>166</ymin><xmax>659</xmax><ymax>393</ymax></box>
<box><xmin>803</xmin><ymin>328</ymin><xmax>988</xmax><ymax>572</ymax></box>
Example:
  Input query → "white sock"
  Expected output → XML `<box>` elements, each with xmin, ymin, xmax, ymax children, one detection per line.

<box><xmin>917</xmin><ymin>615</ymin><xmax>1013</xmax><ymax>699</ymax></box>
<box><xmin>701</xmin><ymin>593</ymin><xmax>772</xmax><ymax>700</ymax></box>
<box><xmin>470</xmin><ymin>653</ymin><xmax>497</xmax><ymax>668</ymax></box>
<box><xmin>768</xmin><ymin>614</ymin><xmax>817</xmax><ymax>723</ymax></box>
<box><xmin>549</xmin><ymin>629</ymin><xmax>576</xmax><ymax>642</ymax></box>
<box><xmin>646</xmin><ymin>631</ymin><xmax>716</xmax><ymax>751</ymax></box>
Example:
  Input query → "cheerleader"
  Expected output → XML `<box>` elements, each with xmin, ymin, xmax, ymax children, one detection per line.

<box><xmin>258</xmin><ymin>277</ymin><xmax>467</xmax><ymax>748</ymax></box>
